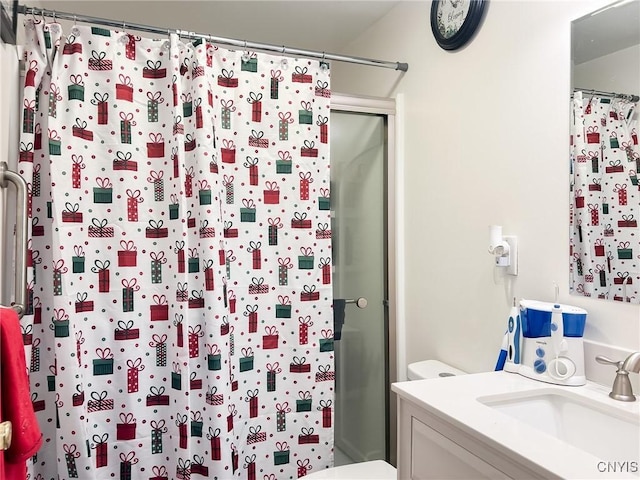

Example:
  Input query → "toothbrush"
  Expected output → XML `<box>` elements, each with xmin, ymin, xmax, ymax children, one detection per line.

<box><xmin>506</xmin><ymin>298</ymin><xmax>520</xmax><ymax>365</ymax></box>
<box><xmin>514</xmin><ymin>302</ymin><xmax>521</xmax><ymax>364</ymax></box>
<box><xmin>495</xmin><ymin>332</ymin><xmax>508</xmax><ymax>371</ymax></box>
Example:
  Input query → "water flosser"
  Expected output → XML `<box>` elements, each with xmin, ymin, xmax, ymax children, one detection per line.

<box><xmin>550</xmin><ymin>294</ymin><xmax>569</xmax><ymax>380</ymax></box>
<box><xmin>550</xmin><ymin>284</ymin><xmax>566</xmax><ymax>361</ymax></box>
<box><xmin>550</xmin><ymin>303</ymin><xmax>564</xmax><ymax>360</ymax></box>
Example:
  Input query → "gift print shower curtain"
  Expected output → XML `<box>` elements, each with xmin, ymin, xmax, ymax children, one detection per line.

<box><xmin>570</xmin><ymin>91</ymin><xmax>639</xmax><ymax>302</ymax></box>
<box><xmin>18</xmin><ymin>17</ymin><xmax>333</xmax><ymax>479</ymax></box>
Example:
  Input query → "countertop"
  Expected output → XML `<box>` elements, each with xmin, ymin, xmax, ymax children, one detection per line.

<box><xmin>392</xmin><ymin>371</ymin><xmax>640</xmax><ymax>479</ymax></box>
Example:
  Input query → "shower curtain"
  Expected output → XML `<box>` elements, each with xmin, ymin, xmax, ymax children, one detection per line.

<box><xmin>18</xmin><ymin>17</ymin><xmax>333</xmax><ymax>479</ymax></box>
<box><xmin>570</xmin><ymin>91</ymin><xmax>639</xmax><ymax>302</ymax></box>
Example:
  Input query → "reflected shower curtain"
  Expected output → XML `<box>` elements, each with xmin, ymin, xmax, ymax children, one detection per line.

<box><xmin>570</xmin><ymin>91</ymin><xmax>639</xmax><ymax>302</ymax></box>
<box><xmin>19</xmin><ymin>18</ymin><xmax>333</xmax><ymax>479</ymax></box>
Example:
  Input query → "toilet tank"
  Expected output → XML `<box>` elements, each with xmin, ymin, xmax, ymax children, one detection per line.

<box><xmin>407</xmin><ymin>360</ymin><xmax>466</xmax><ymax>381</ymax></box>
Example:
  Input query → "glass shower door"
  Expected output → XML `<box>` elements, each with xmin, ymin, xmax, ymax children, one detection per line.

<box><xmin>331</xmin><ymin>111</ymin><xmax>388</xmax><ymax>465</ymax></box>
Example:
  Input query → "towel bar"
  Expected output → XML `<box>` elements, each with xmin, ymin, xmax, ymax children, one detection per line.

<box><xmin>0</xmin><ymin>161</ymin><xmax>28</xmax><ymax>318</ymax></box>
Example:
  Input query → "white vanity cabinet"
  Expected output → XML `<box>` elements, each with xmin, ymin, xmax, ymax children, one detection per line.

<box><xmin>397</xmin><ymin>397</ymin><xmax>508</xmax><ymax>479</ymax></box>
<box><xmin>394</xmin><ymin>382</ymin><xmax>555</xmax><ymax>480</ymax></box>
<box><xmin>393</xmin><ymin>372</ymin><xmax>640</xmax><ymax>480</ymax></box>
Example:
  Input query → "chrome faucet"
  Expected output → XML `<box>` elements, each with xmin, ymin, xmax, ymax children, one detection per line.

<box><xmin>596</xmin><ymin>352</ymin><xmax>640</xmax><ymax>402</ymax></box>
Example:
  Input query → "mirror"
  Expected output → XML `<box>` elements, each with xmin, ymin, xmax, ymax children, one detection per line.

<box><xmin>570</xmin><ymin>0</ymin><xmax>640</xmax><ymax>304</ymax></box>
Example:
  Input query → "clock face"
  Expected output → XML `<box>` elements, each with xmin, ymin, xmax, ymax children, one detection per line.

<box><xmin>436</xmin><ymin>0</ymin><xmax>471</xmax><ymax>39</ymax></box>
<box><xmin>431</xmin><ymin>0</ymin><xmax>487</xmax><ymax>51</ymax></box>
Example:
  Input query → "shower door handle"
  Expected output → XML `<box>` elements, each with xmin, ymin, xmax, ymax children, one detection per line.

<box><xmin>0</xmin><ymin>162</ymin><xmax>28</xmax><ymax>318</ymax></box>
<box><xmin>345</xmin><ymin>297</ymin><xmax>368</xmax><ymax>308</ymax></box>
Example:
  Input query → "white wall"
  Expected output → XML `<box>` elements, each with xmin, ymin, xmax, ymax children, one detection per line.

<box><xmin>332</xmin><ymin>0</ymin><xmax>640</xmax><ymax>375</ymax></box>
<box><xmin>573</xmin><ymin>44</ymin><xmax>640</xmax><ymax>95</ymax></box>
<box><xmin>0</xmin><ymin>41</ymin><xmax>21</xmax><ymax>305</ymax></box>
<box><xmin>0</xmin><ymin>40</ymin><xmax>20</xmax><ymax>172</ymax></box>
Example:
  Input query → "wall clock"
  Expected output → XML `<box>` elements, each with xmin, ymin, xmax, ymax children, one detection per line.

<box><xmin>431</xmin><ymin>0</ymin><xmax>487</xmax><ymax>51</ymax></box>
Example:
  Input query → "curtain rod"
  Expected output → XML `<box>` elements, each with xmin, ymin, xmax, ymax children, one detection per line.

<box><xmin>17</xmin><ymin>4</ymin><xmax>409</xmax><ymax>72</ymax></box>
<box><xmin>573</xmin><ymin>87</ymin><xmax>639</xmax><ymax>102</ymax></box>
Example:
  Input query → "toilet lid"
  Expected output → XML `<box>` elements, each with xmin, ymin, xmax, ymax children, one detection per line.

<box><xmin>303</xmin><ymin>460</ymin><xmax>397</xmax><ymax>479</ymax></box>
<box><xmin>407</xmin><ymin>360</ymin><xmax>466</xmax><ymax>380</ymax></box>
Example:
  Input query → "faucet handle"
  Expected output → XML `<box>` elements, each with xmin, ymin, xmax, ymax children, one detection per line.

<box><xmin>596</xmin><ymin>355</ymin><xmax>637</xmax><ymax>402</ymax></box>
<box><xmin>595</xmin><ymin>355</ymin><xmax>624</xmax><ymax>370</ymax></box>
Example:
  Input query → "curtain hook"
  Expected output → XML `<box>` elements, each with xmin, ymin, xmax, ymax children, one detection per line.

<box><xmin>281</xmin><ymin>45</ymin><xmax>286</xmax><ymax>54</ymax></box>
<box><xmin>71</xmin><ymin>14</ymin><xmax>80</xmax><ymax>36</ymax></box>
<box><xmin>119</xmin><ymin>20</ymin><xmax>130</xmax><ymax>45</ymax></box>
<box><xmin>320</xmin><ymin>52</ymin><xmax>329</xmax><ymax>71</ymax></box>
<box><xmin>242</xmin><ymin>40</ymin><xmax>250</xmax><ymax>62</ymax></box>
<box><xmin>52</xmin><ymin>10</ymin><xmax>56</xmax><ymax>23</ymax></box>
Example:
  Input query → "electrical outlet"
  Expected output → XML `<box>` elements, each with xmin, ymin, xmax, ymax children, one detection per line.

<box><xmin>504</xmin><ymin>235</ymin><xmax>518</xmax><ymax>276</ymax></box>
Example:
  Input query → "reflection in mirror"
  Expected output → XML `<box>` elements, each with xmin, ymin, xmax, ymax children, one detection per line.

<box><xmin>570</xmin><ymin>0</ymin><xmax>640</xmax><ymax>303</ymax></box>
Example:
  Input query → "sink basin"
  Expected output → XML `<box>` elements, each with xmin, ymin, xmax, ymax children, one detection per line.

<box><xmin>478</xmin><ymin>389</ymin><xmax>640</xmax><ymax>460</ymax></box>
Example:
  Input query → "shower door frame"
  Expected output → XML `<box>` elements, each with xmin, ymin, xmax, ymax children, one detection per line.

<box><xmin>330</xmin><ymin>93</ymin><xmax>400</xmax><ymax>466</ymax></box>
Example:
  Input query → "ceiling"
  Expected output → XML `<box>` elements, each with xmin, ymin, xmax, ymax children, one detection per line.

<box><xmin>572</xmin><ymin>0</ymin><xmax>640</xmax><ymax>64</ymax></box>
<box><xmin>29</xmin><ymin>0</ymin><xmax>639</xmax><ymax>65</ymax></box>
<box><xmin>31</xmin><ymin>1</ymin><xmax>400</xmax><ymax>53</ymax></box>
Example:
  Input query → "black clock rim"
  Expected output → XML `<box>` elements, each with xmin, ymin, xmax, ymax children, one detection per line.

<box><xmin>430</xmin><ymin>0</ymin><xmax>487</xmax><ymax>51</ymax></box>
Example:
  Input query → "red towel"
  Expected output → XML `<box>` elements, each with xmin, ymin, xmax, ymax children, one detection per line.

<box><xmin>0</xmin><ymin>307</ymin><xmax>43</xmax><ymax>480</ymax></box>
